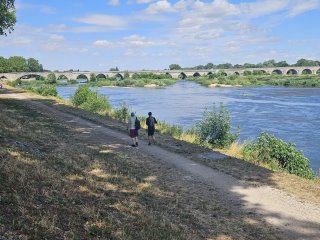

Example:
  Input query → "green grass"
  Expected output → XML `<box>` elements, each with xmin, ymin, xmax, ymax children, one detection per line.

<box><xmin>188</xmin><ymin>74</ymin><xmax>320</xmax><ymax>87</ymax></box>
<box><xmin>0</xmin><ymin>98</ymin><xmax>282</xmax><ymax>239</ymax></box>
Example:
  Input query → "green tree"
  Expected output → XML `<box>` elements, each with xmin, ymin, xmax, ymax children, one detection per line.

<box><xmin>262</xmin><ymin>60</ymin><xmax>276</xmax><ymax>67</ymax></box>
<box><xmin>295</xmin><ymin>58</ymin><xmax>319</xmax><ymax>67</ymax></box>
<box><xmin>8</xmin><ymin>56</ymin><xmax>28</xmax><ymax>72</ymax></box>
<box><xmin>0</xmin><ymin>56</ymin><xmax>9</xmax><ymax>72</ymax></box>
<box><xmin>109</xmin><ymin>67</ymin><xmax>119</xmax><ymax>71</ymax></box>
<box><xmin>169</xmin><ymin>64</ymin><xmax>181</xmax><ymax>70</ymax></box>
<box><xmin>27</xmin><ymin>58</ymin><xmax>43</xmax><ymax>72</ymax></box>
<box><xmin>243</xmin><ymin>63</ymin><xmax>256</xmax><ymax>68</ymax></box>
<box><xmin>276</xmin><ymin>61</ymin><xmax>289</xmax><ymax>67</ymax></box>
<box><xmin>217</xmin><ymin>63</ymin><xmax>232</xmax><ymax>69</ymax></box>
<box><xmin>90</xmin><ymin>73</ymin><xmax>96</xmax><ymax>82</ymax></box>
<box><xmin>46</xmin><ymin>72</ymin><xmax>56</xmax><ymax>84</ymax></box>
<box><xmin>124</xmin><ymin>71</ymin><xmax>130</xmax><ymax>79</ymax></box>
<box><xmin>0</xmin><ymin>0</ymin><xmax>16</xmax><ymax>35</ymax></box>
<box><xmin>205</xmin><ymin>62</ymin><xmax>215</xmax><ymax>69</ymax></box>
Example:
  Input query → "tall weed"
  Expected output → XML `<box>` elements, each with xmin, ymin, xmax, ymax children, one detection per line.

<box><xmin>243</xmin><ymin>132</ymin><xmax>315</xmax><ymax>179</ymax></box>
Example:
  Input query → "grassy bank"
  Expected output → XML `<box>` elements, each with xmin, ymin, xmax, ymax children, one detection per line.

<box><xmin>188</xmin><ymin>74</ymin><xmax>320</xmax><ymax>87</ymax></box>
<box><xmin>0</xmin><ymin>92</ymin><xmax>283</xmax><ymax>239</ymax></box>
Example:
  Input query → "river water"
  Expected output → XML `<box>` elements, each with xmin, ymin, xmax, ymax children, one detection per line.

<box><xmin>57</xmin><ymin>81</ymin><xmax>320</xmax><ymax>171</ymax></box>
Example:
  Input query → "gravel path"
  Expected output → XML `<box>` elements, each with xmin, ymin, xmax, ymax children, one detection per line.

<box><xmin>2</xmin><ymin>89</ymin><xmax>320</xmax><ymax>240</ymax></box>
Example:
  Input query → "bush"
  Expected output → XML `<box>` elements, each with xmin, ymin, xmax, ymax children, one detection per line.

<box><xmin>157</xmin><ymin>121</ymin><xmax>183</xmax><ymax>138</ymax></box>
<box><xmin>90</xmin><ymin>73</ymin><xmax>96</xmax><ymax>82</ymax></box>
<box><xmin>71</xmin><ymin>85</ymin><xmax>111</xmax><ymax>113</ymax></box>
<box><xmin>36</xmin><ymin>85</ymin><xmax>57</xmax><ymax>96</ymax></box>
<box><xmin>22</xmin><ymin>85</ymin><xmax>57</xmax><ymax>96</ymax></box>
<box><xmin>8</xmin><ymin>79</ymin><xmax>22</xmax><ymax>87</ymax></box>
<box><xmin>46</xmin><ymin>72</ymin><xmax>57</xmax><ymax>84</ymax></box>
<box><xmin>112</xmin><ymin>102</ymin><xmax>130</xmax><ymax>122</ymax></box>
<box><xmin>71</xmin><ymin>85</ymin><xmax>91</xmax><ymax>106</ymax></box>
<box><xmin>195</xmin><ymin>103</ymin><xmax>239</xmax><ymax>148</ymax></box>
<box><xmin>243</xmin><ymin>132</ymin><xmax>315</xmax><ymax>179</ymax></box>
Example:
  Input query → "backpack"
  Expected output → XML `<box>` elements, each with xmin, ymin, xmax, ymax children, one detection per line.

<box><xmin>135</xmin><ymin>117</ymin><xmax>141</xmax><ymax>130</ymax></box>
<box><xmin>148</xmin><ymin>117</ymin><xmax>156</xmax><ymax>127</ymax></box>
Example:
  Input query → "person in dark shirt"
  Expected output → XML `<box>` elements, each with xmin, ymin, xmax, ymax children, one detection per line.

<box><xmin>146</xmin><ymin>112</ymin><xmax>157</xmax><ymax>145</ymax></box>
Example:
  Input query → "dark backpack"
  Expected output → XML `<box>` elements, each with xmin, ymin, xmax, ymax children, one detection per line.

<box><xmin>135</xmin><ymin>117</ymin><xmax>141</xmax><ymax>130</ymax></box>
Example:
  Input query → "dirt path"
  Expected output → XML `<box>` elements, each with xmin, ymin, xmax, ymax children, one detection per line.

<box><xmin>1</xmin><ymin>89</ymin><xmax>320</xmax><ymax>240</ymax></box>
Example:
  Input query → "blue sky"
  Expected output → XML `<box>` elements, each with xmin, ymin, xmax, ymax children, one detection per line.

<box><xmin>1</xmin><ymin>0</ymin><xmax>320</xmax><ymax>71</ymax></box>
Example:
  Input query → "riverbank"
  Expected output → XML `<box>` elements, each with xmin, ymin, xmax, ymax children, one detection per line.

<box><xmin>1</xmin><ymin>86</ymin><xmax>320</xmax><ymax>239</ymax></box>
<box><xmin>188</xmin><ymin>74</ymin><xmax>320</xmax><ymax>87</ymax></box>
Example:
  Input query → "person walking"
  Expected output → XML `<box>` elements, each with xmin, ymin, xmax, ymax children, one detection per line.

<box><xmin>146</xmin><ymin>112</ymin><xmax>157</xmax><ymax>145</ymax></box>
<box><xmin>128</xmin><ymin>112</ymin><xmax>139</xmax><ymax>147</ymax></box>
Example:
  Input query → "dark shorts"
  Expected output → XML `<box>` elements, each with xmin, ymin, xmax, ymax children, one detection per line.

<box><xmin>130</xmin><ymin>129</ymin><xmax>138</xmax><ymax>138</ymax></box>
<box><xmin>147</xmin><ymin>127</ymin><xmax>155</xmax><ymax>136</ymax></box>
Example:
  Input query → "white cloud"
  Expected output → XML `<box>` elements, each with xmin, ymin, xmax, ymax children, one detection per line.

<box><xmin>145</xmin><ymin>0</ymin><xmax>175</xmax><ymax>14</ymax></box>
<box><xmin>93</xmin><ymin>35</ymin><xmax>168</xmax><ymax>49</ymax></box>
<box><xmin>107</xmin><ymin>0</ymin><xmax>120</xmax><ymax>6</ymax></box>
<box><xmin>134</xmin><ymin>0</ymin><xmax>155</xmax><ymax>4</ymax></box>
<box><xmin>288</xmin><ymin>0</ymin><xmax>320</xmax><ymax>17</ymax></box>
<box><xmin>15</xmin><ymin>2</ymin><xmax>56</xmax><ymax>14</ymax></box>
<box><xmin>50</xmin><ymin>34</ymin><xmax>65</xmax><ymax>41</ymax></box>
<box><xmin>75</xmin><ymin>14</ymin><xmax>127</xmax><ymax>28</ymax></box>
<box><xmin>93</xmin><ymin>40</ymin><xmax>114</xmax><ymax>47</ymax></box>
<box><xmin>48</xmin><ymin>24</ymin><xmax>68</xmax><ymax>32</ymax></box>
<box><xmin>42</xmin><ymin>43</ymin><xmax>62</xmax><ymax>51</ymax></box>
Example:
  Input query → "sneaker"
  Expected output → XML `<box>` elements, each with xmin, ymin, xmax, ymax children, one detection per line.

<box><xmin>148</xmin><ymin>142</ymin><xmax>151</xmax><ymax>146</ymax></box>
<box><xmin>136</xmin><ymin>142</ymin><xmax>139</xmax><ymax>146</ymax></box>
<box><xmin>131</xmin><ymin>144</ymin><xmax>136</xmax><ymax>147</ymax></box>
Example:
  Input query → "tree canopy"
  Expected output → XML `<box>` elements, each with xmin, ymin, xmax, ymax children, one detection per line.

<box><xmin>0</xmin><ymin>56</ymin><xmax>44</xmax><ymax>73</ymax></box>
<box><xmin>169</xmin><ymin>59</ymin><xmax>320</xmax><ymax>70</ymax></box>
<box><xmin>0</xmin><ymin>0</ymin><xmax>16</xmax><ymax>36</ymax></box>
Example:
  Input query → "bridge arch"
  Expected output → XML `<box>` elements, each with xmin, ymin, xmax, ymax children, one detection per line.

<box><xmin>58</xmin><ymin>75</ymin><xmax>68</xmax><ymax>80</ymax></box>
<box><xmin>179</xmin><ymin>72</ymin><xmax>187</xmax><ymax>79</ymax></box>
<box><xmin>317</xmin><ymin>69</ymin><xmax>320</xmax><ymax>75</ymax></box>
<box><xmin>76</xmin><ymin>74</ymin><xmax>89</xmax><ymax>81</ymax></box>
<box><xmin>0</xmin><ymin>75</ymin><xmax>7</xmax><ymax>79</ymax></box>
<box><xmin>19</xmin><ymin>74</ymin><xmax>43</xmax><ymax>80</ymax></box>
<box><xmin>193</xmin><ymin>72</ymin><xmax>201</xmax><ymax>78</ymax></box>
<box><xmin>302</xmin><ymin>69</ymin><xmax>312</xmax><ymax>75</ymax></box>
<box><xmin>207</xmin><ymin>72</ymin><xmax>213</xmax><ymax>76</ymax></box>
<box><xmin>233</xmin><ymin>72</ymin><xmax>240</xmax><ymax>75</ymax></box>
<box><xmin>115</xmin><ymin>73</ymin><xmax>124</xmax><ymax>80</ymax></box>
<box><xmin>286</xmin><ymin>69</ymin><xmax>298</xmax><ymax>75</ymax></box>
<box><xmin>165</xmin><ymin>72</ymin><xmax>172</xmax><ymax>78</ymax></box>
<box><xmin>272</xmin><ymin>69</ymin><xmax>282</xmax><ymax>75</ymax></box>
<box><xmin>219</xmin><ymin>71</ymin><xmax>227</xmax><ymax>76</ymax></box>
<box><xmin>96</xmin><ymin>73</ymin><xmax>107</xmax><ymax>79</ymax></box>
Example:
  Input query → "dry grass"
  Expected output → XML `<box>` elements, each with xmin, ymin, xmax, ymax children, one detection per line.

<box><xmin>0</xmin><ymin>96</ymin><xmax>281</xmax><ymax>239</ymax></box>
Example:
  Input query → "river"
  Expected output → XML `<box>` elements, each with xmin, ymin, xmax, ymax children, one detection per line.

<box><xmin>57</xmin><ymin>81</ymin><xmax>320</xmax><ymax>171</ymax></box>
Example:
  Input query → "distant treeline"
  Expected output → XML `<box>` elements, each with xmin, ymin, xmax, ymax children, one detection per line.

<box><xmin>0</xmin><ymin>56</ymin><xmax>44</xmax><ymax>73</ymax></box>
<box><xmin>169</xmin><ymin>59</ymin><xmax>320</xmax><ymax>70</ymax></box>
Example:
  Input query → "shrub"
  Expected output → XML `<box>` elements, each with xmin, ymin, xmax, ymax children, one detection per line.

<box><xmin>67</xmin><ymin>79</ymin><xmax>78</xmax><ymax>85</ymax></box>
<box><xmin>80</xmin><ymin>91</ymin><xmax>111</xmax><ymax>113</ymax></box>
<box><xmin>46</xmin><ymin>72</ymin><xmax>57</xmax><ymax>84</ymax></box>
<box><xmin>71</xmin><ymin>85</ymin><xmax>91</xmax><ymax>106</ymax></box>
<box><xmin>243</xmin><ymin>132</ymin><xmax>315</xmax><ymax>179</ymax></box>
<box><xmin>112</xmin><ymin>102</ymin><xmax>130</xmax><ymax>122</ymax></box>
<box><xmin>157</xmin><ymin>121</ymin><xmax>183</xmax><ymax>138</ymax></box>
<box><xmin>36</xmin><ymin>85</ymin><xmax>57</xmax><ymax>96</ymax></box>
<box><xmin>71</xmin><ymin>85</ymin><xmax>111</xmax><ymax>113</ymax></box>
<box><xmin>8</xmin><ymin>79</ymin><xmax>22</xmax><ymax>87</ymax></box>
<box><xmin>195</xmin><ymin>103</ymin><xmax>239</xmax><ymax>148</ymax></box>
<box><xmin>22</xmin><ymin>85</ymin><xmax>57</xmax><ymax>96</ymax></box>
<box><xmin>90</xmin><ymin>73</ymin><xmax>96</xmax><ymax>82</ymax></box>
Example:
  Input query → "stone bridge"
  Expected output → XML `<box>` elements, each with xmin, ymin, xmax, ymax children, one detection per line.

<box><xmin>1</xmin><ymin>66</ymin><xmax>320</xmax><ymax>81</ymax></box>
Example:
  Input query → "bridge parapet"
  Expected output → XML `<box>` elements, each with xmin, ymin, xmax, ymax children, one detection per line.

<box><xmin>1</xmin><ymin>66</ymin><xmax>320</xmax><ymax>81</ymax></box>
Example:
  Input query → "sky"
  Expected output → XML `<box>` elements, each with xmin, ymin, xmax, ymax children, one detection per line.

<box><xmin>1</xmin><ymin>0</ymin><xmax>320</xmax><ymax>71</ymax></box>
